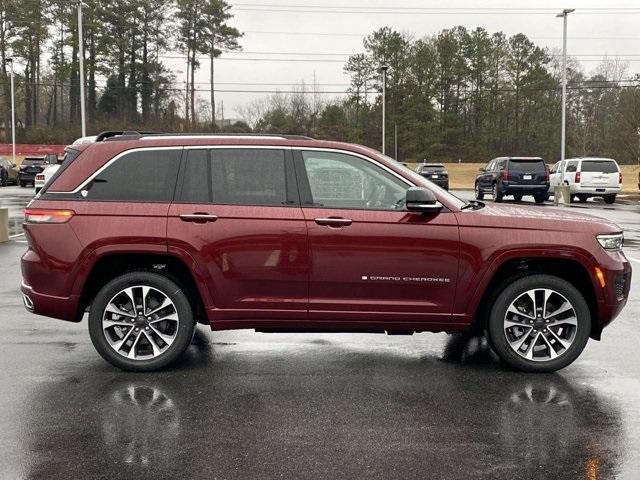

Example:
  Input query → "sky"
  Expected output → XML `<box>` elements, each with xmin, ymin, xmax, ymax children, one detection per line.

<box><xmin>156</xmin><ymin>1</ymin><xmax>640</xmax><ymax>121</ymax></box>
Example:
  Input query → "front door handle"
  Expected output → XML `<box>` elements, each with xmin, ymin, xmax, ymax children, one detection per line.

<box><xmin>179</xmin><ymin>213</ymin><xmax>218</xmax><ymax>223</ymax></box>
<box><xmin>314</xmin><ymin>217</ymin><xmax>352</xmax><ymax>227</ymax></box>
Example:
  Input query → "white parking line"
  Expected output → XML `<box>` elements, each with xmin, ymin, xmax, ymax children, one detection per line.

<box><xmin>9</xmin><ymin>233</ymin><xmax>25</xmax><ymax>238</ymax></box>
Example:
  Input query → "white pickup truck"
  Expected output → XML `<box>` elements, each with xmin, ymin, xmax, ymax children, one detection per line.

<box><xmin>549</xmin><ymin>157</ymin><xmax>621</xmax><ymax>204</ymax></box>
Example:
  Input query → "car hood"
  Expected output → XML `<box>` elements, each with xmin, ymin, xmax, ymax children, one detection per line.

<box><xmin>459</xmin><ymin>203</ymin><xmax>622</xmax><ymax>234</ymax></box>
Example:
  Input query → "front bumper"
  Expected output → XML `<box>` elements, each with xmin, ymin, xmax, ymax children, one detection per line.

<box><xmin>593</xmin><ymin>251</ymin><xmax>632</xmax><ymax>336</ymax></box>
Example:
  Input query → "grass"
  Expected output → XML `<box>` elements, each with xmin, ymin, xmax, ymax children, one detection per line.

<box><xmin>407</xmin><ymin>162</ymin><xmax>640</xmax><ymax>193</ymax></box>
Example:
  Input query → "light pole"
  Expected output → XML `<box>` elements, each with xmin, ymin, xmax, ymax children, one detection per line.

<box><xmin>378</xmin><ymin>65</ymin><xmax>389</xmax><ymax>155</ymax></box>
<box><xmin>555</xmin><ymin>8</ymin><xmax>574</xmax><ymax>205</ymax></box>
<box><xmin>5</xmin><ymin>58</ymin><xmax>16</xmax><ymax>165</ymax></box>
<box><xmin>76</xmin><ymin>0</ymin><xmax>86</xmax><ymax>137</ymax></box>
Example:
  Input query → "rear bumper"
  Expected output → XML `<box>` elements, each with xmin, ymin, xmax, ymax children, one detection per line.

<box><xmin>500</xmin><ymin>184</ymin><xmax>549</xmax><ymax>195</ymax></box>
<box><xmin>20</xmin><ymin>281</ymin><xmax>82</xmax><ymax>322</ymax></box>
<box><xmin>571</xmin><ymin>185</ymin><xmax>620</xmax><ymax>195</ymax></box>
<box><xmin>18</xmin><ymin>173</ymin><xmax>37</xmax><ymax>182</ymax></box>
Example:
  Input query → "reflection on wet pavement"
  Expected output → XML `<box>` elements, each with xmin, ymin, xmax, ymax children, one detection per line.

<box><xmin>19</xmin><ymin>332</ymin><xmax>624</xmax><ymax>480</ymax></box>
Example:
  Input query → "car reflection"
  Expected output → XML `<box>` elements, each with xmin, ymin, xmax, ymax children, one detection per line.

<box><xmin>23</xmin><ymin>332</ymin><xmax>623</xmax><ymax>479</ymax></box>
<box><xmin>101</xmin><ymin>384</ymin><xmax>180</xmax><ymax>467</ymax></box>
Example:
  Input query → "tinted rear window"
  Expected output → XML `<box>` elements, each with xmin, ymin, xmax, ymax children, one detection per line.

<box><xmin>177</xmin><ymin>148</ymin><xmax>290</xmax><ymax>206</ymax></box>
<box><xmin>212</xmin><ymin>149</ymin><xmax>287</xmax><ymax>206</ymax></box>
<box><xmin>22</xmin><ymin>158</ymin><xmax>46</xmax><ymax>166</ymax></box>
<box><xmin>84</xmin><ymin>149</ymin><xmax>181</xmax><ymax>202</ymax></box>
<box><xmin>420</xmin><ymin>165</ymin><xmax>445</xmax><ymax>171</ymax></box>
<box><xmin>508</xmin><ymin>160</ymin><xmax>546</xmax><ymax>172</ymax></box>
<box><xmin>581</xmin><ymin>160</ymin><xmax>618</xmax><ymax>173</ymax></box>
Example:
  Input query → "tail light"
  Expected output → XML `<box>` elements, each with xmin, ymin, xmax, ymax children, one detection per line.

<box><xmin>24</xmin><ymin>208</ymin><xmax>74</xmax><ymax>224</ymax></box>
<box><xmin>35</xmin><ymin>174</ymin><xmax>45</xmax><ymax>181</ymax></box>
<box><xmin>619</xmin><ymin>172</ymin><xmax>622</xmax><ymax>184</ymax></box>
<box><xmin>544</xmin><ymin>167</ymin><xmax>549</xmax><ymax>182</ymax></box>
<box><xmin>502</xmin><ymin>170</ymin><xmax>509</xmax><ymax>181</ymax></box>
<box><xmin>575</xmin><ymin>171</ymin><xmax>581</xmax><ymax>183</ymax></box>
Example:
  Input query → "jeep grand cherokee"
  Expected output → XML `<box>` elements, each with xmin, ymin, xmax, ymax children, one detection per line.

<box><xmin>21</xmin><ymin>133</ymin><xmax>631</xmax><ymax>372</ymax></box>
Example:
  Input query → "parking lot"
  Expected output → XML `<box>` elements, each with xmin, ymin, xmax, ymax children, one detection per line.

<box><xmin>1</xmin><ymin>187</ymin><xmax>639</xmax><ymax>479</ymax></box>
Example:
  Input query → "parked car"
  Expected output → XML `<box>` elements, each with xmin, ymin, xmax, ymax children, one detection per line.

<box><xmin>35</xmin><ymin>164</ymin><xmax>61</xmax><ymax>195</ymax></box>
<box><xmin>18</xmin><ymin>156</ymin><xmax>52</xmax><ymax>187</ymax></box>
<box><xmin>0</xmin><ymin>156</ymin><xmax>19</xmax><ymax>186</ymax></box>
<box><xmin>549</xmin><ymin>158</ymin><xmax>621</xmax><ymax>204</ymax></box>
<box><xmin>475</xmin><ymin>157</ymin><xmax>549</xmax><ymax>203</ymax></box>
<box><xmin>22</xmin><ymin>132</ymin><xmax>630</xmax><ymax>373</ymax></box>
<box><xmin>415</xmin><ymin>163</ymin><xmax>449</xmax><ymax>190</ymax></box>
<box><xmin>35</xmin><ymin>139</ymin><xmax>96</xmax><ymax>194</ymax></box>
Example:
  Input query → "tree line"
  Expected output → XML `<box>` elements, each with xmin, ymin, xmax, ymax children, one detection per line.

<box><xmin>1</xmin><ymin>8</ymin><xmax>639</xmax><ymax>164</ymax></box>
<box><xmin>252</xmin><ymin>27</ymin><xmax>640</xmax><ymax>164</ymax></box>
<box><xmin>0</xmin><ymin>0</ymin><xmax>240</xmax><ymax>142</ymax></box>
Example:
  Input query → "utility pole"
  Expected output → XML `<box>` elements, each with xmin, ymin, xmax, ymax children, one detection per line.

<box><xmin>394</xmin><ymin>123</ymin><xmax>398</xmax><ymax>160</ymax></box>
<box><xmin>6</xmin><ymin>58</ymin><xmax>15</xmax><ymax>165</ymax></box>
<box><xmin>554</xmin><ymin>8</ymin><xmax>574</xmax><ymax>205</ymax></box>
<box><xmin>76</xmin><ymin>0</ymin><xmax>87</xmax><ymax>137</ymax></box>
<box><xmin>378</xmin><ymin>65</ymin><xmax>389</xmax><ymax>154</ymax></box>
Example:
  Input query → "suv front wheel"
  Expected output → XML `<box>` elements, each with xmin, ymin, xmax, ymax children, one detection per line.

<box><xmin>88</xmin><ymin>272</ymin><xmax>195</xmax><ymax>371</ymax></box>
<box><xmin>487</xmin><ymin>274</ymin><xmax>590</xmax><ymax>372</ymax></box>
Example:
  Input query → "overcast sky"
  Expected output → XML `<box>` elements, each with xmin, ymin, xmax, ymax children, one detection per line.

<box><xmin>165</xmin><ymin>0</ymin><xmax>640</xmax><ymax>121</ymax></box>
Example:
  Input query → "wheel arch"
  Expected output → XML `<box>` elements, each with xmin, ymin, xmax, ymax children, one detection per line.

<box><xmin>79</xmin><ymin>252</ymin><xmax>209</xmax><ymax>325</ymax></box>
<box><xmin>472</xmin><ymin>256</ymin><xmax>599</xmax><ymax>339</ymax></box>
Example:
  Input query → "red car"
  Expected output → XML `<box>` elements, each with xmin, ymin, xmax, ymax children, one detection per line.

<box><xmin>21</xmin><ymin>133</ymin><xmax>631</xmax><ymax>372</ymax></box>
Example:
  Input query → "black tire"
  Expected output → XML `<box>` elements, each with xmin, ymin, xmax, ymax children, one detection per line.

<box><xmin>474</xmin><ymin>182</ymin><xmax>484</xmax><ymax>200</ymax></box>
<box><xmin>19</xmin><ymin>180</ymin><xmax>26</xmax><ymax>188</ymax></box>
<box><xmin>577</xmin><ymin>194</ymin><xmax>588</xmax><ymax>203</ymax></box>
<box><xmin>88</xmin><ymin>271</ymin><xmax>195</xmax><ymax>371</ymax></box>
<box><xmin>0</xmin><ymin>171</ymin><xmax>7</xmax><ymax>186</ymax></box>
<box><xmin>603</xmin><ymin>194</ymin><xmax>616</xmax><ymax>204</ymax></box>
<box><xmin>492</xmin><ymin>183</ymin><xmax>503</xmax><ymax>202</ymax></box>
<box><xmin>487</xmin><ymin>274</ymin><xmax>591</xmax><ymax>373</ymax></box>
<box><xmin>513</xmin><ymin>194</ymin><xmax>523</xmax><ymax>202</ymax></box>
<box><xmin>533</xmin><ymin>194</ymin><xmax>546</xmax><ymax>204</ymax></box>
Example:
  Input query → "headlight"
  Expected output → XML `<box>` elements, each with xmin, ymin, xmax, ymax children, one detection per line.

<box><xmin>597</xmin><ymin>233</ymin><xmax>624</xmax><ymax>250</ymax></box>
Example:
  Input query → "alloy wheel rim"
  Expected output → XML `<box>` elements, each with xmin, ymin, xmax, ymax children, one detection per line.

<box><xmin>503</xmin><ymin>288</ymin><xmax>578</xmax><ymax>362</ymax></box>
<box><xmin>102</xmin><ymin>285</ymin><xmax>179</xmax><ymax>360</ymax></box>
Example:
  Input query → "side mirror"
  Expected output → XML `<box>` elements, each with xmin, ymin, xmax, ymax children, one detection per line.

<box><xmin>406</xmin><ymin>187</ymin><xmax>442</xmax><ymax>213</ymax></box>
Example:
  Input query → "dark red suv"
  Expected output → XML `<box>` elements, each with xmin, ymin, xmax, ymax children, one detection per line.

<box><xmin>21</xmin><ymin>133</ymin><xmax>631</xmax><ymax>372</ymax></box>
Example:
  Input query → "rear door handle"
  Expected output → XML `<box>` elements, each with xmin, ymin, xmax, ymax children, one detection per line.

<box><xmin>314</xmin><ymin>217</ymin><xmax>352</xmax><ymax>227</ymax></box>
<box><xmin>179</xmin><ymin>213</ymin><xmax>218</xmax><ymax>223</ymax></box>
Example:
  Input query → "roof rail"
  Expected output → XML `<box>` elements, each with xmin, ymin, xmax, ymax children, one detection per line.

<box><xmin>95</xmin><ymin>131</ymin><xmax>315</xmax><ymax>142</ymax></box>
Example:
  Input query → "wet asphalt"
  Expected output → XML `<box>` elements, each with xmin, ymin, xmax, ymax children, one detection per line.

<box><xmin>0</xmin><ymin>187</ymin><xmax>639</xmax><ymax>480</ymax></box>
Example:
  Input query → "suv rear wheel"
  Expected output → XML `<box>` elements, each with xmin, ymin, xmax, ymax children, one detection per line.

<box><xmin>603</xmin><ymin>194</ymin><xmax>616</xmax><ymax>204</ymax></box>
<box><xmin>487</xmin><ymin>274</ymin><xmax>590</xmax><ymax>373</ymax></box>
<box><xmin>88</xmin><ymin>272</ymin><xmax>195</xmax><ymax>371</ymax></box>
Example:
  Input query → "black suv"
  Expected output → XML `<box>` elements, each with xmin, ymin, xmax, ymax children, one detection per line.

<box><xmin>415</xmin><ymin>163</ymin><xmax>449</xmax><ymax>190</ymax></box>
<box><xmin>18</xmin><ymin>156</ymin><xmax>51</xmax><ymax>187</ymax></box>
<box><xmin>0</xmin><ymin>156</ymin><xmax>18</xmax><ymax>186</ymax></box>
<box><xmin>475</xmin><ymin>157</ymin><xmax>549</xmax><ymax>203</ymax></box>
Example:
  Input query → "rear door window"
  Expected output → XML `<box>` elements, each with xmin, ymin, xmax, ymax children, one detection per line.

<box><xmin>84</xmin><ymin>149</ymin><xmax>181</xmax><ymax>202</ymax></box>
<box><xmin>177</xmin><ymin>148</ymin><xmax>296</xmax><ymax>206</ymax></box>
<box><xmin>580</xmin><ymin>160</ymin><xmax>618</xmax><ymax>173</ymax></box>
<box><xmin>565</xmin><ymin>161</ymin><xmax>579</xmax><ymax>173</ymax></box>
